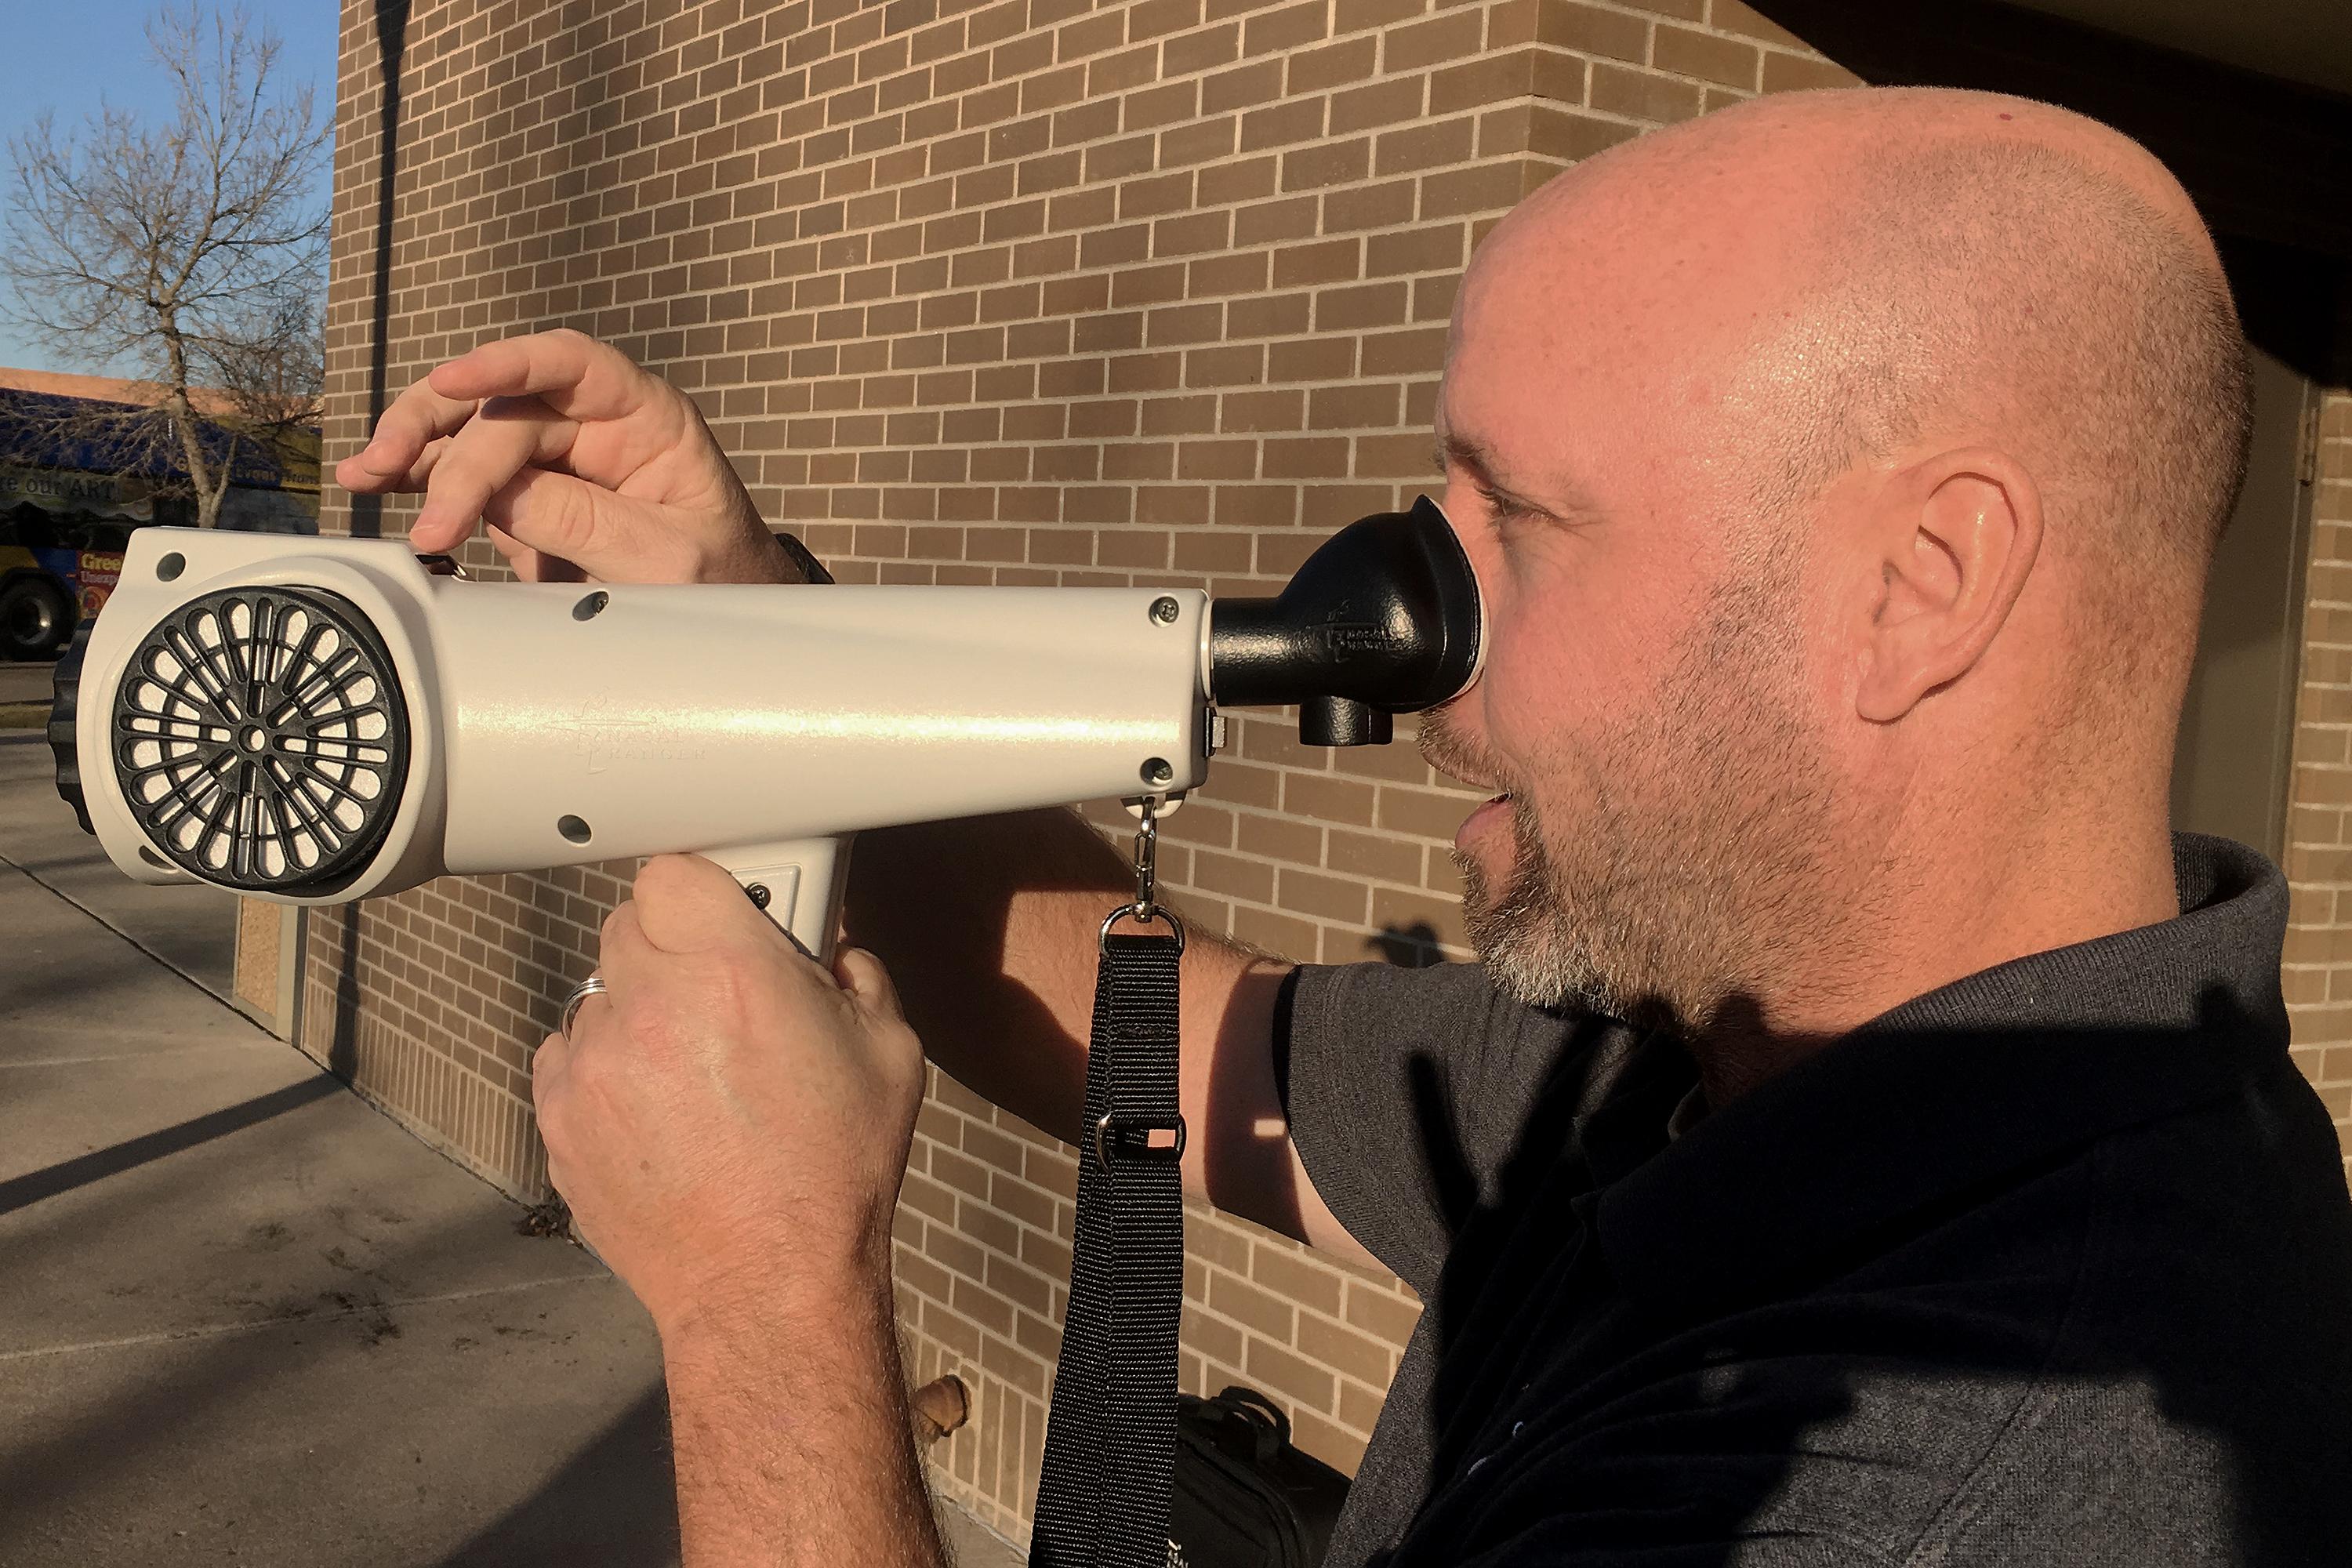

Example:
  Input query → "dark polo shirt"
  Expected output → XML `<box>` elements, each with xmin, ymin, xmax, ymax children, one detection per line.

<box><xmin>1281</xmin><ymin>834</ymin><xmax>2352</xmax><ymax>1566</ymax></box>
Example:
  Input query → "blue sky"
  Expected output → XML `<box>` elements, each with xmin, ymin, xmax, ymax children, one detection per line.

<box><xmin>0</xmin><ymin>1</ymin><xmax>339</xmax><ymax>374</ymax></box>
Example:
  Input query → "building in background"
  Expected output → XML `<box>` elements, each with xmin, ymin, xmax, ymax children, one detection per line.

<box><xmin>262</xmin><ymin>0</ymin><xmax>2352</xmax><ymax>1543</ymax></box>
<box><xmin>0</xmin><ymin>368</ymin><xmax>321</xmax><ymax>658</ymax></box>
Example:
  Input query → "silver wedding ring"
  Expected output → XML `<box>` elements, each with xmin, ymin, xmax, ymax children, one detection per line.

<box><xmin>559</xmin><ymin>975</ymin><xmax>608</xmax><ymax>1041</ymax></box>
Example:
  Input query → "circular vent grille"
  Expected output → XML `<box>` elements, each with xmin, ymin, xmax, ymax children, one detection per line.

<box><xmin>111</xmin><ymin>586</ymin><xmax>409</xmax><ymax>893</ymax></box>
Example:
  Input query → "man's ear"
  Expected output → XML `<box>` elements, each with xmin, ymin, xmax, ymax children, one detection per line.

<box><xmin>1855</xmin><ymin>447</ymin><xmax>2042</xmax><ymax>723</ymax></box>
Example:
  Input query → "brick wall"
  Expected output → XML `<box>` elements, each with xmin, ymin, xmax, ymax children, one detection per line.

<box><xmin>2286</xmin><ymin>383</ymin><xmax>2352</xmax><ymax>1182</ymax></box>
<box><xmin>316</xmin><ymin>0</ymin><xmax>2352</xmax><ymax>1548</ymax></box>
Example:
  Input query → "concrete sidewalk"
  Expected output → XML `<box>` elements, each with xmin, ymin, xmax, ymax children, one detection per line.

<box><xmin>0</xmin><ymin>731</ymin><xmax>1018</xmax><ymax>1566</ymax></box>
<box><xmin>0</xmin><ymin>730</ymin><xmax>681</xmax><ymax>1565</ymax></box>
<box><xmin>0</xmin><ymin>659</ymin><xmax>58</xmax><ymax>707</ymax></box>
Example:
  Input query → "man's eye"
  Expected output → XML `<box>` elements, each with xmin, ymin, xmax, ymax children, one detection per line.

<box><xmin>1478</xmin><ymin>487</ymin><xmax>1537</xmax><ymax>529</ymax></box>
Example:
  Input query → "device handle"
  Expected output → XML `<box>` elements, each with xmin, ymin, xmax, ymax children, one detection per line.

<box><xmin>712</xmin><ymin>836</ymin><xmax>854</xmax><ymax>964</ymax></box>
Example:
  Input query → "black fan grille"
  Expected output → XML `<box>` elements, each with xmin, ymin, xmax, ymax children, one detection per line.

<box><xmin>111</xmin><ymin>586</ymin><xmax>409</xmax><ymax>893</ymax></box>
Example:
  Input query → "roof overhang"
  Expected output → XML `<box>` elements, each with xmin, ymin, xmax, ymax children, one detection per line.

<box><xmin>2004</xmin><ymin>1</ymin><xmax>2352</xmax><ymax>100</ymax></box>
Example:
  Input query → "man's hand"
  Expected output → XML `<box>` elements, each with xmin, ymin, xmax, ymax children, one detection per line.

<box><xmin>533</xmin><ymin>855</ymin><xmax>944</xmax><ymax>1567</ymax></box>
<box><xmin>336</xmin><ymin>328</ymin><xmax>806</xmax><ymax>586</ymax></box>
<box><xmin>532</xmin><ymin>852</ymin><xmax>925</xmax><ymax>1336</ymax></box>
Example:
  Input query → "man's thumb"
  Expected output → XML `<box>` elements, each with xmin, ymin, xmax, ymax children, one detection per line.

<box><xmin>832</xmin><ymin>946</ymin><xmax>906</xmax><ymax>1021</ymax></box>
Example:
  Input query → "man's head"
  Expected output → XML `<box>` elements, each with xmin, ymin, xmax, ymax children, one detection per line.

<box><xmin>1421</xmin><ymin>87</ymin><xmax>2251</xmax><ymax>1039</ymax></box>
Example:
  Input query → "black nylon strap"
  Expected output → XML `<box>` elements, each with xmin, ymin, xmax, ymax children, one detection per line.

<box><xmin>1029</xmin><ymin>930</ymin><xmax>1185</xmax><ymax>1568</ymax></box>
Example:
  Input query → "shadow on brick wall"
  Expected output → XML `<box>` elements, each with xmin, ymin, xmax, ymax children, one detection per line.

<box><xmin>1368</xmin><ymin>920</ymin><xmax>1444</xmax><ymax>968</ymax></box>
<box><xmin>349</xmin><ymin>0</ymin><xmax>411</xmax><ymax>542</ymax></box>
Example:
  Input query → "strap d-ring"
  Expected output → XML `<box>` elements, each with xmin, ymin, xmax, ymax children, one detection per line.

<box><xmin>1099</xmin><ymin>904</ymin><xmax>1185</xmax><ymax>954</ymax></box>
<box><xmin>1093</xmin><ymin>1109</ymin><xmax>1188</xmax><ymax>1171</ymax></box>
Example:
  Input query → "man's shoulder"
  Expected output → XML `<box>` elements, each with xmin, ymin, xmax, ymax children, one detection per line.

<box><xmin>1279</xmin><ymin>960</ymin><xmax>1656</xmax><ymax>1295</ymax></box>
<box><xmin>1471</xmin><ymin>1343</ymin><xmax>2338</xmax><ymax>1567</ymax></box>
<box><xmin>1287</xmin><ymin>958</ymin><xmax>1664</xmax><ymax>1136</ymax></box>
<box><xmin>1290</xmin><ymin>955</ymin><xmax>1515</xmax><ymax>1022</ymax></box>
<box><xmin>1283</xmin><ymin>959</ymin><xmax>1589</xmax><ymax>1138</ymax></box>
<box><xmin>2060</xmin><ymin>1052</ymin><xmax>2352</xmax><ymax>1367</ymax></box>
<box><xmin>1451</xmin><ymin>1077</ymin><xmax>2352</xmax><ymax>1563</ymax></box>
<box><xmin>1457</xmin><ymin>1236</ymin><xmax>2351</xmax><ymax>1567</ymax></box>
<box><xmin>2031</xmin><ymin>1061</ymin><xmax>2352</xmax><ymax>1546</ymax></box>
<box><xmin>1287</xmin><ymin>959</ymin><xmax>1625</xmax><ymax>1089</ymax></box>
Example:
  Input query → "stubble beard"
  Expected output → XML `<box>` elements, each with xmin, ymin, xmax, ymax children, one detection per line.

<box><xmin>1421</xmin><ymin>575</ymin><xmax>1841</xmax><ymax>1035</ymax></box>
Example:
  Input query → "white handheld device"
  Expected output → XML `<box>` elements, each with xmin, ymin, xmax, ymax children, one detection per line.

<box><xmin>49</xmin><ymin>502</ymin><xmax>1483</xmax><ymax>957</ymax></box>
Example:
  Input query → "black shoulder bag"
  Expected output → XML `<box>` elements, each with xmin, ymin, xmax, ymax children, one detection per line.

<box><xmin>1172</xmin><ymin>1386</ymin><xmax>1350</xmax><ymax>1568</ymax></box>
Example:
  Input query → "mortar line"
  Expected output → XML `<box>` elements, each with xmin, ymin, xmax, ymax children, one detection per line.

<box><xmin>0</xmin><ymin>1271</ymin><xmax>619</xmax><ymax>1363</ymax></box>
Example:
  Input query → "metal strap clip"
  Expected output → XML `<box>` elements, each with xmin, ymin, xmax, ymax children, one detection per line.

<box><xmin>1131</xmin><ymin>799</ymin><xmax>1160</xmax><ymax>918</ymax></box>
<box><xmin>1099</xmin><ymin>794</ymin><xmax>1187</xmax><ymax>953</ymax></box>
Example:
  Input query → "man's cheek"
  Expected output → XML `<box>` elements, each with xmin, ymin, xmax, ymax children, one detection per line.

<box><xmin>1477</xmin><ymin>629</ymin><xmax>1582</xmax><ymax>738</ymax></box>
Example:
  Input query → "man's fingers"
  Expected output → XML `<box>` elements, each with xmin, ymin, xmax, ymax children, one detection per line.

<box><xmin>478</xmin><ymin>471</ymin><xmax>597</xmax><ymax>575</ymax></box>
<box><xmin>338</xmin><ymin>376</ymin><xmax>484</xmax><ymax>490</ymax></box>
<box><xmin>593</xmin><ymin>902</ymin><xmax>653</xmax><ymax>992</ymax></box>
<box><xmin>481</xmin><ymin>523</ymin><xmax>588</xmax><ymax>584</ymax></box>
<box><xmin>479</xmin><ymin>467</ymin><xmax>682</xmax><ymax>584</ymax></box>
<box><xmin>532</xmin><ymin>1028</ymin><xmax>570</xmax><ymax>1089</ymax></box>
<box><xmin>337</xmin><ymin>328</ymin><xmax>662</xmax><ymax>507</ymax></box>
<box><xmin>428</xmin><ymin>330</ymin><xmax>662</xmax><ymax>425</ymax></box>
<box><xmin>330</xmin><ymin>434</ymin><xmax>453</xmax><ymax>499</ymax></box>
<box><xmin>410</xmin><ymin>398</ymin><xmax>581</xmax><ymax>552</ymax></box>
<box><xmin>531</xmin><ymin>1029</ymin><xmax>573</xmax><ymax>1163</ymax></box>
<box><xmin>431</xmin><ymin>332</ymin><xmax>707</xmax><ymax>493</ymax></box>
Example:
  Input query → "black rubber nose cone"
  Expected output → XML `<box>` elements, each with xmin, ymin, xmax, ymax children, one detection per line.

<box><xmin>49</xmin><ymin>620</ymin><xmax>93</xmax><ymax>835</ymax></box>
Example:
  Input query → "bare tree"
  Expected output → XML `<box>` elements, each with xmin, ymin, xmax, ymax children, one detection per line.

<box><xmin>2</xmin><ymin>4</ymin><xmax>328</xmax><ymax>527</ymax></box>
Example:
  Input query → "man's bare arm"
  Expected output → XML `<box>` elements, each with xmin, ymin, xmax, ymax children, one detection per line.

<box><xmin>537</xmin><ymin>862</ymin><xmax>955</xmax><ymax>1568</ymax></box>
<box><xmin>662</xmin><ymin>1290</ymin><xmax>946</xmax><ymax>1568</ymax></box>
<box><xmin>848</xmin><ymin>810</ymin><xmax>1375</xmax><ymax>1269</ymax></box>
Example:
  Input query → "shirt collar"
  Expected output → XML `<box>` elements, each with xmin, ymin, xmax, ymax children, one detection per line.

<box><xmin>1593</xmin><ymin>833</ymin><xmax>2291</xmax><ymax>1311</ymax></box>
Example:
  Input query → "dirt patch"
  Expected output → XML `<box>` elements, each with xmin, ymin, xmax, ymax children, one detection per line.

<box><xmin>517</xmin><ymin>1194</ymin><xmax>574</xmax><ymax>1240</ymax></box>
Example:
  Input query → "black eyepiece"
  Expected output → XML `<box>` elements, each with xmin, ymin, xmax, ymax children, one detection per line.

<box><xmin>1208</xmin><ymin>495</ymin><xmax>1481</xmax><ymax>746</ymax></box>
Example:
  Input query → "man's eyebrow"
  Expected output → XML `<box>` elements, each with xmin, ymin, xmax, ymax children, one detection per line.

<box><xmin>1435</xmin><ymin>432</ymin><xmax>1490</xmax><ymax>481</ymax></box>
<box><xmin>1436</xmin><ymin>433</ymin><xmax>1568</xmax><ymax>521</ymax></box>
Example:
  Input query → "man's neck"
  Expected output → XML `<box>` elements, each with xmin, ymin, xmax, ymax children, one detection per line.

<box><xmin>1687</xmin><ymin>815</ymin><xmax>2181</xmax><ymax>1108</ymax></box>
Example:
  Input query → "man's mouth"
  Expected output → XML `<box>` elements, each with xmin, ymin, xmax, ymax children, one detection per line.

<box><xmin>1457</xmin><ymin>791</ymin><xmax>1515</xmax><ymax>853</ymax></box>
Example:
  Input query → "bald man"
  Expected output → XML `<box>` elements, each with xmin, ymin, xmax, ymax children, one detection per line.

<box><xmin>345</xmin><ymin>87</ymin><xmax>2352</xmax><ymax>1566</ymax></box>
